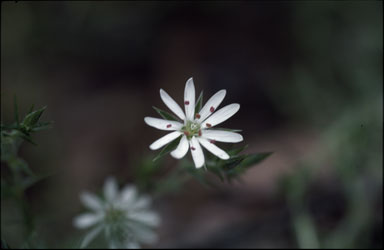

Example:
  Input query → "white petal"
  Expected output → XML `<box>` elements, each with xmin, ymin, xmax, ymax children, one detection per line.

<box><xmin>80</xmin><ymin>225</ymin><xmax>103</xmax><ymax>249</ymax></box>
<box><xmin>149</xmin><ymin>131</ymin><xmax>182</xmax><ymax>150</ymax></box>
<box><xmin>170</xmin><ymin>135</ymin><xmax>189</xmax><ymax>159</ymax></box>
<box><xmin>80</xmin><ymin>191</ymin><xmax>104</xmax><ymax>211</ymax></box>
<box><xmin>128</xmin><ymin>211</ymin><xmax>161</xmax><ymax>227</ymax></box>
<box><xmin>201</xmin><ymin>104</ymin><xmax>240</xmax><ymax>128</ymax></box>
<box><xmin>197</xmin><ymin>89</ymin><xmax>226</xmax><ymax>122</ymax></box>
<box><xmin>189</xmin><ymin>136</ymin><xmax>205</xmax><ymax>168</ymax></box>
<box><xmin>184</xmin><ymin>77</ymin><xmax>196</xmax><ymax>121</ymax></box>
<box><xmin>160</xmin><ymin>89</ymin><xmax>186</xmax><ymax>120</ymax></box>
<box><xmin>198</xmin><ymin>138</ymin><xmax>230</xmax><ymax>160</ymax></box>
<box><xmin>124</xmin><ymin>241</ymin><xmax>141</xmax><ymax>249</ymax></box>
<box><xmin>118</xmin><ymin>185</ymin><xmax>137</xmax><ymax>205</ymax></box>
<box><xmin>131</xmin><ymin>195</ymin><xmax>151</xmax><ymax>210</ymax></box>
<box><xmin>73</xmin><ymin>213</ymin><xmax>103</xmax><ymax>229</ymax></box>
<box><xmin>130</xmin><ymin>224</ymin><xmax>158</xmax><ymax>244</ymax></box>
<box><xmin>201</xmin><ymin>130</ymin><xmax>243</xmax><ymax>143</ymax></box>
<box><xmin>144</xmin><ymin>117</ymin><xmax>183</xmax><ymax>131</ymax></box>
<box><xmin>104</xmin><ymin>176</ymin><xmax>118</xmax><ymax>203</ymax></box>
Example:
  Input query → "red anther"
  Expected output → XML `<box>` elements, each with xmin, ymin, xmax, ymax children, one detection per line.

<box><xmin>184</xmin><ymin>101</ymin><xmax>190</xmax><ymax>105</ymax></box>
<box><xmin>166</xmin><ymin>124</ymin><xmax>172</xmax><ymax>128</ymax></box>
<box><xmin>210</xmin><ymin>106</ymin><xmax>215</xmax><ymax>112</ymax></box>
<box><xmin>206</xmin><ymin>123</ymin><xmax>212</xmax><ymax>128</ymax></box>
<box><xmin>195</xmin><ymin>113</ymin><xmax>201</xmax><ymax>119</ymax></box>
<box><xmin>191</xmin><ymin>146</ymin><xmax>196</xmax><ymax>151</ymax></box>
<box><xmin>184</xmin><ymin>131</ymin><xmax>190</xmax><ymax>136</ymax></box>
<box><xmin>198</xmin><ymin>130</ymin><xmax>202</xmax><ymax>136</ymax></box>
<box><xmin>209</xmin><ymin>140</ymin><xmax>216</xmax><ymax>144</ymax></box>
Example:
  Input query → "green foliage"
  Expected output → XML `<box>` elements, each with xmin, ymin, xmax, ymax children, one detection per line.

<box><xmin>150</xmin><ymin>137</ymin><xmax>272</xmax><ymax>188</ymax></box>
<box><xmin>205</xmin><ymin>147</ymin><xmax>272</xmax><ymax>183</ymax></box>
<box><xmin>1</xmin><ymin>104</ymin><xmax>52</xmax><ymax>175</ymax></box>
<box><xmin>1</xmin><ymin>99</ymin><xmax>52</xmax><ymax>246</ymax></box>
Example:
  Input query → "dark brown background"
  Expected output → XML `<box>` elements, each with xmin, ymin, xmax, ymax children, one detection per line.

<box><xmin>1</xmin><ymin>1</ymin><xmax>382</xmax><ymax>248</ymax></box>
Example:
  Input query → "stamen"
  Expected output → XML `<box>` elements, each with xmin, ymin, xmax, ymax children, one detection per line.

<box><xmin>195</xmin><ymin>113</ymin><xmax>201</xmax><ymax>119</ymax></box>
<box><xmin>209</xmin><ymin>139</ymin><xmax>216</xmax><ymax>144</ymax></box>
<box><xmin>184</xmin><ymin>131</ymin><xmax>190</xmax><ymax>136</ymax></box>
<box><xmin>206</xmin><ymin>123</ymin><xmax>212</xmax><ymax>128</ymax></box>
<box><xmin>166</xmin><ymin>124</ymin><xmax>172</xmax><ymax>128</ymax></box>
<box><xmin>184</xmin><ymin>101</ymin><xmax>190</xmax><ymax>105</ymax></box>
<box><xmin>210</xmin><ymin>106</ymin><xmax>215</xmax><ymax>112</ymax></box>
<box><xmin>191</xmin><ymin>146</ymin><xmax>196</xmax><ymax>151</ymax></box>
<box><xmin>198</xmin><ymin>130</ymin><xmax>202</xmax><ymax>136</ymax></box>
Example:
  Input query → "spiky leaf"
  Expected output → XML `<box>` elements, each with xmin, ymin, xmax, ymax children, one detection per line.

<box><xmin>22</xmin><ymin>106</ymin><xmax>47</xmax><ymax>128</ymax></box>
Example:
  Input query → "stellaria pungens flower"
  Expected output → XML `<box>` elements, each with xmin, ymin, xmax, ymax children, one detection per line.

<box><xmin>73</xmin><ymin>177</ymin><xmax>160</xmax><ymax>249</ymax></box>
<box><xmin>144</xmin><ymin>77</ymin><xmax>243</xmax><ymax>168</ymax></box>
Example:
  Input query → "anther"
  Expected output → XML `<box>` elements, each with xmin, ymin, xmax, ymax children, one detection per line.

<box><xmin>191</xmin><ymin>146</ymin><xmax>196</xmax><ymax>151</ymax></box>
<box><xmin>195</xmin><ymin>113</ymin><xmax>201</xmax><ymax>119</ymax></box>
<box><xmin>184</xmin><ymin>101</ymin><xmax>190</xmax><ymax>105</ymax></box>
<box><xmin>166</xmin><ymin>124</ymin><xmax>172</xmax><ymax>128</ymax></box>
<box><xmin>198</xmin><ymin>130</ymin><xmax>202</xmax><ymax>136</ymax></box>
<box><xmin>184</xmin><ymin>131</ymin><xmax>190</xmax><ymax>136</ymax></box>
<box><xmin>206</xmin><ymin>123</ymin><xmax>212</xmax><ymax>128</ymax></box>
<box><xmin>209</xmin><ymin>140</ymin><xmax>216</xmax><ymax>144</ymax></box>
<box><xmin>210</xmin><ymin>106</ymin><xmax>215</xmax><ymax>112</ymax></box>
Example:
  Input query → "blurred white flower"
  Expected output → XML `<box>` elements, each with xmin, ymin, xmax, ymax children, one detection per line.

<box><xmin>145</xmin><ymin>77</ymin><xmax>243</xmax><ymax>168</ymax></box>
<box><xmin>73</xmin><ymin>177</ymin><xmax>160</xmax><ymax>249</ymax></box>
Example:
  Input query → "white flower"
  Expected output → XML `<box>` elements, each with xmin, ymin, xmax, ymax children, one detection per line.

<box><xmin>144</xmin><ymin>77</ymin><xmax>243</xmax><ymax>168</ymax></box>
<box><xmin>73</xmin><ymin>177</ymin><xmax>160</xmax><ymax>249</ymax></box>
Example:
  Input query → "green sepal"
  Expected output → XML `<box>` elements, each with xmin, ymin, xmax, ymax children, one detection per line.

<box><xmin>152</xmin><ymin>135</ymin><xmax>182</xmax><ymax>162</ymax></box>
<box><xmin>152</xmin><ymin>106</ymin><xmax>180</xmax><ymax>121</ymax></box>
<box><xmin>195</xmin><ymin>91</ymin><xmax>203</xmax><ymax>114</ymax></box>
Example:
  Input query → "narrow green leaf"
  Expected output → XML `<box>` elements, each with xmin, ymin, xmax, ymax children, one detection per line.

<box><xmin>31</xmin><ymin>121</ymin><xmax>54</xmax><ymax>132</ymax></box>
<box><xmin>238</xmin><ymin>152</ymin><xmax>273</xmax><ymax>168</ymax></box>
<box><xmin>227</xmin><ymin>145</ymin><xmax>248</xmax><ymax>156</ymax></box>
<box><xmin>222</xmin><ymin>155</ymin><xmax>247</xmax><ymax>171</ymax></box>
<box><xmin>22</xmin><ymin>106</ymin><xmax>47</xmax><ymax>128</ymax></box>
<box><xmin>152</xmin><ymin>106</ymin><xmax>179</xmax><ymax>121</ymax></box>
<box><xmin>152</xmin><ymin>136</ymin><xmax>182</xmax><ymax>162</ymax></box>
<box><xmin>195</xmin><ymin>90</ymin><xmax>203</xmax><ymax>114</ymax></box>
<box><xmin>28</xmin><ymin>104</ymin><xmax>35</xmax><ymax>114</ymax></box>
<box><xmin>19</xmin><ymin>133</ymin><xmax>37</xmax><ymax>145</ymax></box>
<box><xmin>222</xmin><ymin>152</ymin><xmax>272</xmax><ymax>180</ymax></box>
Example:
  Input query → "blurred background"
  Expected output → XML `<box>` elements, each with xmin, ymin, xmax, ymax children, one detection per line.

<box><xmin>1</xmin><ymin>1</ymin><xmax>382</xmax><ymax>248</ymax></box>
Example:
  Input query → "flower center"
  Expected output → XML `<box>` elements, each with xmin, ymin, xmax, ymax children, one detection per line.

<box><xmin>182</xmin><ymin>120</ymin><xmax>201</xmax><ymax>140</ymax></box>
<box><xmin>105</xmin><ymin>207</ymin><xmax>125</xmax><ymax>224</ymax></box>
